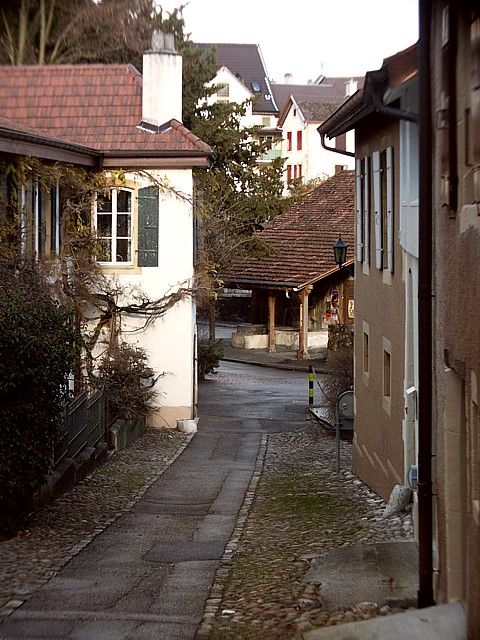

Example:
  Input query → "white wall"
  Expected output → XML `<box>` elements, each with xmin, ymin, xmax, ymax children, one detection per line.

<box><xmin>100</xmin><ymin>168</ymin><xmax>195</xmax><ymax>428</ymax></box>
<box><xmin>399</xmin><ymin>81</ymin><xmax>419</xmax><ymax>489</ymax></box>
<box><xmin>204</xmin><ymin>66</ymin><xmax>255</xmax><ymax>127</ymax></box>
<box><xmin>281</xmin><ymin>104</ymin><xmax>354</xmax><ymax>191</ymax></box>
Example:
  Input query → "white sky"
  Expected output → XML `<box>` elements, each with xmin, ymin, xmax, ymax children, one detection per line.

<box><xmin>160</xmin><ymin>0</ymin><xmax>419</xmax><ymax>83</ymax></box>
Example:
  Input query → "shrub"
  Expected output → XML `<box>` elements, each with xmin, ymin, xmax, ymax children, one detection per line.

<box><xmin>198</xmin><ymin>339</ymin><xmax>224</xmax><ymax>381</ymax></box>
<box><xmin>0</xmin><ymin>259</ymin><xmax>78</xmax><ymax>534</ymax></box>
<box><xmin>320</xmin><ymin>346</ymin><xmax>354</xmax><ymax>422</ymax></box>
<box><xmin>97</xmin><ymin>341</ymin><xmax>157</xmax><ymax>422</ymax></box>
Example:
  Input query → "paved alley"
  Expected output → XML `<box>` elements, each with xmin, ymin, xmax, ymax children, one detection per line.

<box><xmin>0</xmin><ymin>360</ymin><xmax>416</xmax><ymax>640</ymax></box>
<box><xmin>0</xmin><ymin>362</ymin><xmax>311</xmax><ymax>639</ymax></box>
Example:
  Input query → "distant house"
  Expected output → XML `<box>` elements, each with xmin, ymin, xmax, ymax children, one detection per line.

<box><xmin>195</xmin><ymin>43</ymin><xmax>282</xmax><ymax>162</ymax></box>
<box><xmin>318</xmin><ymin>44</ymin><xmax>418</xmax><ymax>502</ymax></box>
<box><xmin>0</xmin><ymin>32</ymin><xmax>212</xmax><ymax>429</ymax></box>
<box><xmin>277</xmin><ymin>96</ymin><xmax>352</xmax><ymax>191</ymax></box>
<box><xmin>222</xmin><ymin>171</ymin><xmax>354</xmax><ymax>359</ymax></box>
<box><xmin>272</xmin><ymin>78</ymin><xmax>362</xmax><ymax>190</ymax></box>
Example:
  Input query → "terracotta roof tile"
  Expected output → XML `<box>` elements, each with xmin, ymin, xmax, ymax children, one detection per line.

<box><xmin>0</xmin><ymin>64</ymin><xmax>211</xmax><ymax>157</ymax></box>
<box><xmin>224</xmin><ymin>171</ymin><xmax>355</xmax><ymax>288</ymax></box>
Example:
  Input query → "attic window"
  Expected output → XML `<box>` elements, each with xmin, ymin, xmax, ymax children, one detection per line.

<box><xmin>217</xmin><ymin>84</ymin><xmax>229</xmax><ymax>99</ymax></box>
<box><xmin>251</xmin><ymin>81</ymin><xmax>261</xmax><ymax>93</ymax></box>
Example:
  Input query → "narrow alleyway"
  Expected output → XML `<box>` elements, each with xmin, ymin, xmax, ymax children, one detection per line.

<box><xmin>0</xmin><ymin>360</ymin><xmax>415</xmax><ymax>639</ymax></box>
<box><xmin>0</xmin><ymin>362</ymin><xmax>311</xmax><ymax>639</ymax></box>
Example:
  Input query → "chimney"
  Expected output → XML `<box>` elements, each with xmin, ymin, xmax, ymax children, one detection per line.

<box><xmin>142</xmin><ymin>30</ymin><xmax>182</xmax><ymax>126</ymax></box>
<box><xmin>345</xmin><ymin>78</ymin><xmax>358</xmax><ymax>97</ymax></box>
<box><xmin>284</xmin><ymin>72</ymin><xmax>293</xmax><ymax>84</ymax></box>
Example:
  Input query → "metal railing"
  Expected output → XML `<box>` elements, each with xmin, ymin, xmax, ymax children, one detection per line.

<box><xmin>54</xmin><ymin>386</ymin><xmax>106</xmax><ymax>467</ymax></box>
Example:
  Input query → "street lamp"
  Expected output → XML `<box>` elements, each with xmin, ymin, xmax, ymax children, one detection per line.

<box><xmin>333</xmin><ymin>237</ymin><xmax>348</xmax><ymax>269</ymax></box>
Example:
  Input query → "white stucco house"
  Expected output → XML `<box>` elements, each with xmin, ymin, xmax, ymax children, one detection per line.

<box><xmin>195</xmin><ymin>42</ymin><xmax>282</xmax><ymax>162</ymax></box>
<box><xmin>277</xmin><ymin>90</ymin><xmax>356</xmax><ymax>191</ymax></box>
<box><xmin>0</xmin><ymin>32</ymin><xmax>212</xmax><ymax>429</ymax></box>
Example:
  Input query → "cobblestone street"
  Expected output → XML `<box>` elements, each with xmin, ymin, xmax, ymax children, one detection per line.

<box><xmin>1</xmin><ymin>361</ymin><xmax>414</xmax><ymax>639</ymax></box>
<box><xmin>201</xmin><ymin>418</ymin><xmax>413</xmax><ymax>640</ymax></box>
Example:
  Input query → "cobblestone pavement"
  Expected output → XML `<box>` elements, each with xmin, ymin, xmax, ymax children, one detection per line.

<box><xmin>202</xmin><ymin>420</ymin><xmax>414</xmax><ymax>640</ymax></box>
<box><xmin>0</xmin><ymin>429</ymin><xmax>189</xmax><ymax>616</ymax></box>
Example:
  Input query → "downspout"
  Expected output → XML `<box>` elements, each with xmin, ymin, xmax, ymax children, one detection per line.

<box><xmin>320</xmin><ymin>133</ymin><xmax>355</xmax><ymax>158</ymax></box>
<box><xmin>417</xmin><ymin>0</ymin><xmax>435</xmax><ymax>609</ymax></box>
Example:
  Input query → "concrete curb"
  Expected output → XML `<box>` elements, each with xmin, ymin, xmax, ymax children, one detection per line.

<box><xmin>195</xmin><ymin>433</ymin><xmax>269</xmax><ymax>639</ymax></box>
<box><xmin>221</xmin><ymin>357</ymin><xmax>333</xmax><ymax>374</ymax></box>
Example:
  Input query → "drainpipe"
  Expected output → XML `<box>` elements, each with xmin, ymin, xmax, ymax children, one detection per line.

<box><xmin>417</xmin><ymin>0</ymin><xmax>435</xmax><ymax>609</ymax></box>
<box><xmin>320</xmin><ymin>133</ymin><xmax>355</xmax><ymax>158</ymax></box>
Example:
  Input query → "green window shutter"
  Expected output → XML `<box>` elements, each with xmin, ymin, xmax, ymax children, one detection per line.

<box><xmin>137</xmin><ymin>186</ymin><xmax>159</xmax><ymax>267</ymax></box>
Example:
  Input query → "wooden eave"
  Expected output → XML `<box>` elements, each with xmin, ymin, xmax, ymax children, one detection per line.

<box><xmin>223</xmin><ymin>259</ymin><xmax>354</xmax><ymax>292</ymax></box>
<box><xmin>0</xmin><ymin>132</ymin><xmax>99</xmax><ymax>167</ymax></box>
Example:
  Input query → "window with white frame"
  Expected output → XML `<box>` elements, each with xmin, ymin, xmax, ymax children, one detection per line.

<box><xmin>96</xmin><ymin>188</ymin><xmax>133</xmax><ymax>263</ymax></box>
<box><xmin>373</xmin><ymin>147</ymin><xmax>394</xmax><ymax>272</ymax></box>
<box><xmin>355</xmin><ymin>156</ymin><xmax>370</xmax><ymax>265</ymax></box>
<box><xmin>216</xmin><ymin>83</ymin><xmax>230</xmax><ymax>100</ymax></box>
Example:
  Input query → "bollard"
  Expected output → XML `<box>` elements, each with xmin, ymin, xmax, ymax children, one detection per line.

<box><xmin>308</xmin><ymin>365</ymin><xmax>315</xmax><ymax>406</ymax></box>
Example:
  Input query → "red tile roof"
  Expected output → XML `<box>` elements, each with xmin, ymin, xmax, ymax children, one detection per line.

<box><xmin>223</xmin><ymin>171</ymin><xmax>355</xmax><ymax>289</ymax></box>
<box><xmin>0</xmin><ymin>64</ymin><xmax>211</xmax><ymax>156</ymax></box>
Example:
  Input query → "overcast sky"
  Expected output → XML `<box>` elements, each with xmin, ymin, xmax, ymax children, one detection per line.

<box><xmin>160</xmin><ymin>0</ymin><xmax>419</xmax><ymax>83</ymax></box>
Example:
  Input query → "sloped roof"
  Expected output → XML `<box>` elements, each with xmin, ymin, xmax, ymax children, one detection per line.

<box><xmin>0</xmin><ymin>64</ymin><xmax>211</xmax><ymax>157</ymax></box>
<box><xmin>195</xmin><ymin>43</ymin><xmax>278</xmax><ymax>114</ymax></box>
<box><xmin>272</xmin><ymin>76</ymin><xmax>364</xmax><ymax>114</ymax></box>
<box><xmin>223</xmin><ymin>171</ymin><xmax>355</xmax><ymax>289</ymax></box>
<box><xmin>278</xmin><ymin>95</ymin><xmax>340</xmax><ymax>126</ymax></box>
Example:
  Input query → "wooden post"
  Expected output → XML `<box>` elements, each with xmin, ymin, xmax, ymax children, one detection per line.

<box><xmin>298</xmin><ymin>286</ymin><xmax>311</xmax><ymax>360</ymax></box>
<box><xmin>208</xmin><ymin>296</ymin><xmax>216</xmax><ymax>342</ymax></box>
<box><xmin>268</xmin><ymin>291</ymin><xmax>276</xmax><ymax>352</ymax></box>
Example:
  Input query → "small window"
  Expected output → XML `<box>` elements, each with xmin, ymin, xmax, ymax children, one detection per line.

<box><xmin>96</xmin><ymin>188</ymin><xmax>133</xmax><ymax>264</ymax></box>
<box><xmin>297</xmin><ymin>164</ymin><xmax>302</xmax><ymax>178</ymax></box>
<box><xmin>216</xmin><ymin>83</ymin><xmax>229</xmax><ymax>99</ymax></box>
<box><xmin>262</xmin><ymin>116</ymin><xmax>270</xmax><ymax>127</ymax></box>
<box><xmin>383</xmin><ymin>349</ymin><xmax>391</xmax><ymax>398</ymax></box>
<box><xmin>287</xmin><ymin>131</ymin><xmax>292</xmax><ymax>151</ymax></box>
<box><xmin>287</xmin><ymin>165</ymin><xmax>292</xmax><ymax>183</ymax></box>
<box><xmin>363</xmin><ymin>332</ymin><xmax>369</xmax><ymax>374</ymax></box>
<box><xmin>251</xmin><ymin>81</ymin><xmax>261</xmax><ymax>93</ymax></box>
<box><xmin>297</xmin><ymin>130</ymin><xmax>303</xmax><ymax>151</ymax></box>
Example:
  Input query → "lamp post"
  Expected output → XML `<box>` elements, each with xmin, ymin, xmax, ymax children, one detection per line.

<box><xmin>333</xmin><ymin>237</ymin><xmax>349</xmax><ymax>325</ymax></box>
<box><xmin>333</xmin><ymin>237</ymin><xmax>348</xmax><ymax>269</ymax></box>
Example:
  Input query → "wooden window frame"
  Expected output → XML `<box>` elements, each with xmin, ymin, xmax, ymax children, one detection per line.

<box><xmin>95</xmin><ymin>188</ymin><xmax>134</xmax><ymax>265</ymax></box>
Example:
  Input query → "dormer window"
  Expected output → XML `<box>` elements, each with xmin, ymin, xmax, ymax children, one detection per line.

<box><xmin>251</xmin><ymin>81</ymin><xmax>261</xmax><ymax>93</ymax></box>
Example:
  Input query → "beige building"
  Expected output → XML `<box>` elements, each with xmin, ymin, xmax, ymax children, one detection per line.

<box><xmin>429</xmin><ymin>1</ymin><xmax>480</xmax><ymax>635</ymax></box>
<box><xmin>318</xmin><ymin>45</ymin><xmax>418</xmax><ymax>501</ymax></box>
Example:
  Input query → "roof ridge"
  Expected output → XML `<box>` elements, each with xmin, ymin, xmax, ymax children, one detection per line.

<box><xmin>169</xmin><ymin>119</ymin><xmax>213</xmax><ymax>154</ymax></box>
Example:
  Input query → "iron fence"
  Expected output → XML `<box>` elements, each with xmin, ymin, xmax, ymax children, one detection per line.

<box><xmin>54</xmin><ymin>386</ymin><xmax>106</xmax><ymax>467</ymax></box>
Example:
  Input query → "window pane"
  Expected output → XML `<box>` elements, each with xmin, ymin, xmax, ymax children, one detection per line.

<box><xmin>97</xmin><ymin>213</ymin><xmax>112</xmax><ymax>236</ymax></box>
<box><xmin>116</xmin><ymin>239</ymin><xmax>131</xmax><ymax>262</ymax></box>
<box><xmin>97</xmin><ymin>191</ymin><xmax>112</xmax><ymax>212</ymax></box>
<box><xmin>116</xmin><ymin>214</ymin><xmax>131</xmax><ymax>237</ymax></box>
<box><xmin>117</xmin><ymin>190</ymin><xmax>131</xmax><ymax>212</ymax></box>
<box><xmin>99</xmin><ymin>239</ymin><xmax>112</xmax><ymax>262</ymax></box>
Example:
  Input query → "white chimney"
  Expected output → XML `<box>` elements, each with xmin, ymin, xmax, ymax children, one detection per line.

<box><xmin>284</xmin><ymin>72</ymin><xmax>293</xmax><ymax>84</ymax></box>
<box><xmin>142</xmin><ymin>30</ymin><xmax>182</xmax><ymax>126</ymax></box>
<box><xmin>345</xmin><ymin>78</ymin><xmax>358</xmax><ymax>97</ymax></box>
